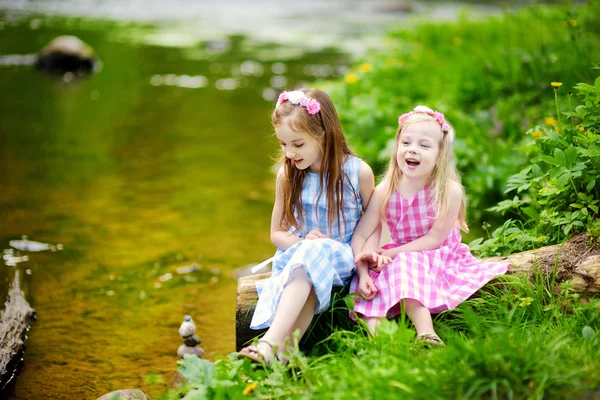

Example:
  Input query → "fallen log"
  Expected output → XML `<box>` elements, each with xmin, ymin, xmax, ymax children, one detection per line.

<box><xmin>0</xmin><ymin>270</ymin><xmax>36</xmax><ymax>395</ymax></box>
<box><xmin>235</xmin><ymin>234</ymin><xmax>599</xmax><ymax>351</ymax></box>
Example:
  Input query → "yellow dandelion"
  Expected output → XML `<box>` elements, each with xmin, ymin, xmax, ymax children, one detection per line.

<box><xmin>359</xmin><ymin>63</ymin><xmax>373</xmax><ymax>73</ymax></box>
<box><xmin>452</xmin><ymin>37</ymin><xmax>462</xmax><ymax>46</ymax></box>
<box><xmin>578</xmin><ymin>125</ymin><xmax>585</xmax><ymax>133</ymax></box>
<box><xmin>551</xmin><ymin>82</ymin><xmax>562</xmax><ymax>88</ymax></box>
<box><xmin>544</xmin><ymin>117</ymin><xmax>557</xmax><ymax>126</ymax></box>
<box><xmin>345</xmin><ymin>73</ymin><xmax>359</xmax><ymax>84</ymax></box>
<box><xmin>243</xmin><ymin>382</ymin><xmax>257</xmax><ymax>396</ymax></box>
<box><xmin>569</xmin><ymin>19</ymin><xmax>578</xmax><ymax>27</ymax></box>
<box><xmin>531</xmin><ymin>130</ymin><xmax>543</xmax><ymax>139</ymax></box>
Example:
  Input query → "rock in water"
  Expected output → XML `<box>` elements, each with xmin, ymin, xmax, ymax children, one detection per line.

<box><xmin>35</xmin><ymin>35</ymin><xmax>98</xmax><ymax>74</ymax></box>
<box><xmin>9</xmin><ymin>240</ymin><xmax>49</xmax><ymax>252</ymax></box>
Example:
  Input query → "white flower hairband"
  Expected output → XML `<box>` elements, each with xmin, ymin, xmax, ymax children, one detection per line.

<box><xmin>398</xmin><ymin>105</ymin><xmax>454</xmax><ymax>142</ymax></box>
<box><xmin>276</xmin><ymin>90</ymin><xmax>321</xmax><ymax>115</ymax></box>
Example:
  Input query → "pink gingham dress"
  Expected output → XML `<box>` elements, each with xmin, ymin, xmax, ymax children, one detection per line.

<box><xmin>351</xmin><ymin>185</ymin><xmax>509</xmax><ymax>319</ymax></box>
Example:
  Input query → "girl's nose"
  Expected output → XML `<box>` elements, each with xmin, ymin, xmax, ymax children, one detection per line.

<box><xmin>286</xmin><ymin>149</ymin><xmax>296</xmax><ymax>158</ymax></box>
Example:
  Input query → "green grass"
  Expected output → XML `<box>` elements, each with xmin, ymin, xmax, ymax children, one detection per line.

<box><xmin>161</xmin><ymin>270</ymin><xmax>599</xmax><ymax>400</ymax></box>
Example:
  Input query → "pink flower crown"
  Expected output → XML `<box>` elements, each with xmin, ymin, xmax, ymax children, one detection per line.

<box><xmin>398</xmin><ymin>105</ymin><xmax>453</xmax><ymax>142</ymax></box>
<box><xmin>276</xmin><ymin>90</ymin><xmax>321</xmax><ymax>115</ymax></box>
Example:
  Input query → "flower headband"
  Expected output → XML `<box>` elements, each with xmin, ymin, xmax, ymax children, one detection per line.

<box><xmin>276</xmin><ymin>90</ymin><xmax>321</xmax><ymax>115</ymax></box>
<box><xmin>398</xmin><ymin>105</ymin><xmax>453</xmax><ymax>142</ymax></box>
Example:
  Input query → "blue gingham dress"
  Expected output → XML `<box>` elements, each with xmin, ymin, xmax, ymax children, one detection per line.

<box><xmin>250</xmin><ymin>156</ymin><xmax>364</xmax><ymax>329</ymax></box>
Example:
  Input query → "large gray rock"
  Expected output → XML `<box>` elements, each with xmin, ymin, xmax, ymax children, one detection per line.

<box><xmin>96</xmin><ymin>389</ymin><xmax>150</xmax><ymax>400</ymax></box>
<box><xmin>35</xmin><ymin>35</ymin><xmax>98</xmax><ymax>74</ymax></box>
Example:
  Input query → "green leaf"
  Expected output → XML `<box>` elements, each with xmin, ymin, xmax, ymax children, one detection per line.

<box><xmin>554</xmin><ymin>148</ymin><xmax>567</xmax><ymax>167</ymax></box>
<box><xmin>590</xmin><ymin>204</ymin><xmax>599</xmax><ymax>214</ymax></box>
<box><xmin>587</xmin><ymin>179</ymin><xmax>596</xmax><ymax>192</ymax></box>
<box><xmin>183</xmin><ymin>388</ymin><xmax>209</xmax><ymax>400</ymax></box>
<box><xmin>564</xmin><ymin>145</ymin><xmax>577</xmax><ymax>168</ymax></box>
<box><xmin>522</xmin><ymin>206</ymin><xmax>539</xmax><ymax>220</ymax></box>
<box><xmin>595</xmin><ymin>76</ymin><xmax>600</xmax><ymax>93</ymax></box>
<box><xmin>583</xmin><ymin>326</ymin><xmax>596</xmax><ymax>340</ymax></box>
<box><xmin>178</xmin><ymin>356</ymin><xmax>216</xmax><ymax>386</ymax></box>
<box><xmin>539</xmin><ymin>155</ymin><xmax>559</xmax><ymax>166</ymax></box>
<box><xmin>344</xmin><ymin>293</ymin><xmax>359</xmax><ymax>310</ymax></box>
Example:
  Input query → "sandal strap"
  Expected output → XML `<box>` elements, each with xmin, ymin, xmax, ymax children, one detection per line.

<box><xmin>258</xmin><ymin>339</ymin><xmax>281</xmax><ymax>362</ymax></box>
<box><xmin>418</xmin><ymin>333</ymin><xmax>445</xmax><ymax>345</ymax></box>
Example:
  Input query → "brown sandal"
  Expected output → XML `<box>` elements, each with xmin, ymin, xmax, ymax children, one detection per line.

<box><xmin>417</xmin><ymin>333</ymin><xmax>445</xmax><ymax>346</ymax></box>
<box><xmin>237</xmin><ymin>339</ymin><xmax>282</xmax><ymax>367</ymax></box>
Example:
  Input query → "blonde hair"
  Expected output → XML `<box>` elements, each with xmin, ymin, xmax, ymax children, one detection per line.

<box><xmin>380</xmin><ymin>112</ymin><xmax>468</xmax><ymax>232</ymax></box>
<box><xmin>272</xmin><ymin>88</ymin><xmax>355</xmax><ymax>237</ymax></box>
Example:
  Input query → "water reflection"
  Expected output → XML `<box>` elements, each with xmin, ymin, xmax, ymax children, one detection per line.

<box><xmin>0</xmin><ymin>12</ymin><xmax>353</xmax><ymax>400</ymax></box>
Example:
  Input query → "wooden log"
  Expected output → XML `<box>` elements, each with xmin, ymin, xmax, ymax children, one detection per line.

<box><xmin>235</xmin><ymin>235</ymin><xmax>599</xmax><ymax>350</ymax></box>
<box><xmin>0</xmin><ymin>270</ymin><xmax>36</xmax><ymax>394</ymax></box>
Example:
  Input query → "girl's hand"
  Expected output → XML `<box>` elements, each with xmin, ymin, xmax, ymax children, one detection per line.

<box><xmin>368</xmin><ymin>248</ymin><xmax>393</xmax><ymax>273</ymax></box>
<box><xmin>354</xmin><ymin>250</ymin><xmax>376</xmax><ymax>266</ymax></box>
<box><xmin>354</xmin><ymin>250</ymin><xmax>392</xmax><ymax>272</ymax></box>
<box><xmin>306</xmin><ymin>230</ymin><xmax>329</xmax><ymax>240</ymax></box>
<box><xmin>358</xmin><ymin>276</ymin><xmax>378</xmax><ymax>300</ymax></box>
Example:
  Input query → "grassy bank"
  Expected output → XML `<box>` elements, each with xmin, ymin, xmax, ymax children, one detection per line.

<box><xmin>160</xmin><ymin>271</ymin><xmax>600</xmax><ymax>400</ymax></box>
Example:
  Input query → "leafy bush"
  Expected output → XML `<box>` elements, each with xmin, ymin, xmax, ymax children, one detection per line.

<box><xmin>322</xmin><ymin>2</ymin><xmax>600</xmax><ymax>229</ymax></box>
<box><xmin>471</xmin><ymin>72</ymin><xmax>600</xmax><ymax>256</ymax></box>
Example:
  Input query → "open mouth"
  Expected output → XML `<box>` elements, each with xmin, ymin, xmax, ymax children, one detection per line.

<box><xmin>406</xmin><ymin>158</ymin><xmax>420</xmax><ymax>167</ymax></box>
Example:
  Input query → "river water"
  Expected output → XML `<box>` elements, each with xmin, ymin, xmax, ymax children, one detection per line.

<box><xmin>0</xmin><ymin>1</ymin><xmax>501</xmax><ymax>398</ymax></box>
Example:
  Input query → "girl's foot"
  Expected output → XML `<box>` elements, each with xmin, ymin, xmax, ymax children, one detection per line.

<box><xmin>417</xmin><ymin>333</ymin><xmax>445</xmax><ymax>346</ymax></box>
<box><xmin>237</xmin><ymin>339</ymin><xmax>282</xmax><ymax>367</ymax></box>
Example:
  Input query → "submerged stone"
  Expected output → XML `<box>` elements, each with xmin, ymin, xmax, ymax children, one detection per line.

<box><xmin>35</xmin><ymin>35</ymin><xmax>98</xmax><ymax>75</ymax></box>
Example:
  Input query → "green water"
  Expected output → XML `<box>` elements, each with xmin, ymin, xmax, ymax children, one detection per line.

<box><xmin>0</xmin><ymin>15</ymin><xmax>350</xmax><ymax>399</ymax></box>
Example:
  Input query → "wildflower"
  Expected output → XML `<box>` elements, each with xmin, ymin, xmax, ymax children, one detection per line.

<box><xmin>569</xmin><ymin>19</ymin><xmax>578</xmax><ymax>27</ymax></box>
<box><xmin>544</xmin><ymin>117</ymin><xmax>557</xmax><ymax>126</ymax></box>
<box><xmin>359</xmin><ymin>63</ymin><xmax>373</xmax><ymax>73</ymax></box>
<box><xmin>551</xmin><ymin>82</ymin><xmax>563</xmax><ymax>88</ymax></box>
<box><xmin>345</xmin><ymin>73</ymin><xmax>358</xmax><ymax>84</ymax></box>
<box><xmin>531</xmin><ymin>130</ymin><xmax>543</xmax><ymax>139</ymax></box>
<box><xmin>578</xmin><ymin>125</ymin><xmax>585</xmax><ymax>133</ymax></box>
<box><xmin>452</xmin><ymin>37</ymin><xmax>462</xmax><ymax>46</ymax></box>
<box><xmin>518</xmin><ymin>297</ymin><xmax>533</xmax><ymax>307</ymax></box>
<box><xmin>243</xmin><ymin>382</ymin><xmax>257</xmax><ymax>395</ymax></box>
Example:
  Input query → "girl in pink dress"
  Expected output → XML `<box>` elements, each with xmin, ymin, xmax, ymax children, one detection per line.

<box><xmin>349</xmin><ymin>105</ymin><xmax>510</xmax><ymax>344</ymax></box>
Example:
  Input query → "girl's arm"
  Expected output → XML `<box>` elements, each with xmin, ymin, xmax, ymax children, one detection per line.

<box><xmin>358</xmin><ymin>160</ymin><xmax>375</xmax><ymax>213</ymax></box>
<box><xmin>351</xmin><ymin>182</ymin><xmax>385</xmax><ymax>256</ymax></box>
<box><xmin>382</xmin><ymin>180</ymin><xmax>463</xmax><ymax>259</ymax></box>
<box><xmin>270</xmin><ymin>167</ymin><xmax>303</xmax><ymax>250</ymax></box>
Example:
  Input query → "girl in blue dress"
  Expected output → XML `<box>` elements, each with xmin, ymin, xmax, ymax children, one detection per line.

<box><xmin>238</xmin><ymin>88</ymin><xmax>376</xmax><ymax>366</ymax></box>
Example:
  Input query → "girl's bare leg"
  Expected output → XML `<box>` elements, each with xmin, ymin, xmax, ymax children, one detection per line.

<box><xmin>281</xmin><ymin>287</ymin><xmax>318</xmax><ymax>353</ymax></box>
<box><xmin>254</xmin><ymin>267</ymin><xmax>315</xmax><ymax>358</ymax></box>
<box><xmin>364</xmin><ymin>317</ymin><xmax>381</xmax><ymax>336</ymax></box>
<box><xmin>403</xmin><ymin>298</ymin><xmax>436</xmax><ymax>336</ymax></box>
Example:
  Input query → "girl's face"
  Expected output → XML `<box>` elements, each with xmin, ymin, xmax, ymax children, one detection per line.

<box><xmin>276</xmin><ymin>122</ymin><xmax>323</xmax><ymax>173</ymax></box>
<box><xmin>396</xmin><ymin>120</ymin><xmax>443</xmax><ymax>182</ymax></box>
